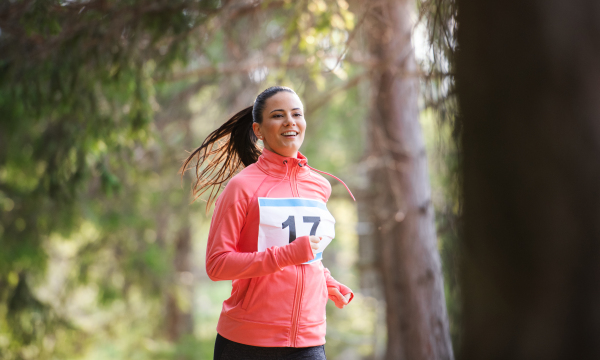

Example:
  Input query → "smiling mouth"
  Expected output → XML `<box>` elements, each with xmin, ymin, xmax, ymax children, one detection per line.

<box><xmin>281</xmin><ymin>131</ymin><xmax>299</xmax><ymax>138</ymax></box>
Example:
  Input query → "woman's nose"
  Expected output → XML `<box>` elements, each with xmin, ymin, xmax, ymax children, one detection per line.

<box><xmin>283</xmin><ymin>114</ymin><xmax>296</xmax><ymax>126</ymax></box>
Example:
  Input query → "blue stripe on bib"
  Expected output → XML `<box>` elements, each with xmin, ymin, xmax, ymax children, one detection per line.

<box><xmin>258</xmin><ymin>198</ymin><xmax>328</xmax><ymax>210</ymax></box>
<box><xmin>305</xmin><ymin>252</ymin><xmax>323</xmax><ymax>264</ymax></box>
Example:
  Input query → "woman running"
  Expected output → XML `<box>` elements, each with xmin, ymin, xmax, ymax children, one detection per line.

<box><xmin>181</xmin><ymin>86</ymin><xmax>354</xmax><ymax>360</ymax></box>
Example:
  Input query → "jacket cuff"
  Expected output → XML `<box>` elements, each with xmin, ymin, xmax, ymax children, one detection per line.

<box><xmin>274</xmin><ymin>235</ymin><xmax>314</xmax><ymax>268</ymax></box>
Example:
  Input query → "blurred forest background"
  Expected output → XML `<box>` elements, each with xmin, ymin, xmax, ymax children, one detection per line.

<box><xmin>0</xmin><ymin>0</ymin><xmax>460</xmax><ymax>359</ymax></box>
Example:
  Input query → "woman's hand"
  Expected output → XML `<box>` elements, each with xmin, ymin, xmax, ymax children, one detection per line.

<box><xmin>309</xmin><ymin>236</ymin><xmax>322</xmax><ymax>258</ymax></box>
<box><xmin>328</xmin><ymin>287</ymin><xmax>352</xmax><ymax>309</ymax></box>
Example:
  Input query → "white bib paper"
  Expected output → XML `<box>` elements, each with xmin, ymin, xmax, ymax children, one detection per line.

<box><xmin>257</xmin><ymin>197</ymin><xmax>335</xmax><ymax>264</ymax></box>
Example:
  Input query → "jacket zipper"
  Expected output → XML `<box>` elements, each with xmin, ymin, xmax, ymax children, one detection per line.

<box><xmin>290</xmin><ymin>162</ymin><xmax>300</xmax><ymax>197</ymax></box>
<box><xmin>290</xmin><ymin>263</ymin><xmax>304</xmax><ymax>346</ymax></box>
<box><xmin>289</xmin><ymin>162</ymin><xmax>303</xmax><ymax>346</ymax></box>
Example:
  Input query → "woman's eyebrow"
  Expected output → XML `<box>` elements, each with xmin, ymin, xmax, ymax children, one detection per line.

<box><xmin>269</xmin><ymin>107</ymin><xmax>302</xmax><ymax>114</ymax></box>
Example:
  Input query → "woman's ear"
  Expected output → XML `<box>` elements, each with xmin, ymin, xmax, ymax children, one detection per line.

<box><xmin>252</xmin><ymin>122</ymin><xmax>262</xmax><ymax>140</ymax></box>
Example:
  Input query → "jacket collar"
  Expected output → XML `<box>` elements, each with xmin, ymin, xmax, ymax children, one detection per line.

<box><xmin>256</xmin><ymin>148</ymin><xmax>310</xmax><ymax>179</ymax></box>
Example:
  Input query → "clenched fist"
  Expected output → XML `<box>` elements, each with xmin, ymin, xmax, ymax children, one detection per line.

<box><xmin>328</xmin><ymin>287</ymin><xmax>352</xmax><ymax>309</ymax></box>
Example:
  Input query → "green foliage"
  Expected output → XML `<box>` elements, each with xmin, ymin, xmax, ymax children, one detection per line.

<box><xmin>0</xmin><ymin>0</ymin><xmax>221</xmax><ymax>358</ymax></box>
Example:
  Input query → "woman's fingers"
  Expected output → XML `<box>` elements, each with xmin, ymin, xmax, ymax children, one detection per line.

<box><xmin>309</xmin><ymin>236</ymin><xmax>322</xmax><ymax>259</ymax></box>
<box><xmin>309</xmin><ymin>236</ymin><xmax>322</xmax><ymax>251</ymax></box>
<box><xmin>328</xmin><ymin>287</ymin><xmax>348</xmax><ymax>309</ymax></box>
<box><xmin>336</xmin><ymin>289</ymin><xmax>349</xmax><ymax>305</ymax></box>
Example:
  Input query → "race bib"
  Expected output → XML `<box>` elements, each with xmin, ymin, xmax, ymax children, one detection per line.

<box><xmin>257</xmin><ymin>197</ymin><xmax>335</xmax><ymax>264</ymax></box>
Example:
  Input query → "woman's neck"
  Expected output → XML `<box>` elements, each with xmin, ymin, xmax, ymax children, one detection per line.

<box><xmin>263</xmin><ymin>145</ymin><xmax>298</xmax><ymax>159</ymax></box>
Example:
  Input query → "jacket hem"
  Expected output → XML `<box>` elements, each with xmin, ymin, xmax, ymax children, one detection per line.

<box><xmin>217</xmin><ymin>312</ymin><xmax>326</xmax><ymax>347</ymax></box>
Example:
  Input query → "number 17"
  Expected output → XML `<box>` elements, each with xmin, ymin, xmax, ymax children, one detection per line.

<box><xmin>282</xmin><ymin>216</ymin><xmax>321</xmax><ymax>243</ymax></box>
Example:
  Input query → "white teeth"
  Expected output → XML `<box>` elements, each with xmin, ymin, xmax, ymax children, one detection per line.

<box><xmin>282</xmin><ymin>131</ymin><xmax>298</xmax><ymax>136</ymax></box>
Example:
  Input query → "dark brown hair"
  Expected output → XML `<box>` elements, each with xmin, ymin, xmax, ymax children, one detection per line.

<box><xmin>179</xmin><ymin>86</ymin><xmax>296</xmax><ymax>210</ymax></box>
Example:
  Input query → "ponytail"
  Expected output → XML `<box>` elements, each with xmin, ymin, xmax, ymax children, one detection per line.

<box><xmin>179</xmin><ymin>106</ymin><xmax>260</xmax><ymax>210</ymax></box>
<box><xmin>180</xmin><ymin>86</ymin><xmax>295</xmax><ymax>211</ymax></box>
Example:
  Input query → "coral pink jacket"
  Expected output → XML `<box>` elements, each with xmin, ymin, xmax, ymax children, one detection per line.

<box><xmin>206</xmin><ymin>148</ymin><xmax>354</xmax><ymax>347</ymax></box>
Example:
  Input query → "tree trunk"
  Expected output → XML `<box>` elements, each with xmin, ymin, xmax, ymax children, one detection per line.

<box><xmin>457</xmin><ymin>0</ymin><xmax>600</xmax><ymax>359</ymax></box>
<box><xmin>166</xmin><ymin>224</ymin><xmax>194</xmax><ymax>342</ymax></box>
<box><xmin>356</xmin><ymin>188</ymin><xmax>386</xmax><ymax>360</ymax></box>
<box><xmin>156</xmin><ymin>91</ymin><xmax>196</xmax><ymax>344</ymax></box>
<box><xmin>364</xmin><ymin>1</ymin><xmax>454</xmax><ymax>359</ymax></box>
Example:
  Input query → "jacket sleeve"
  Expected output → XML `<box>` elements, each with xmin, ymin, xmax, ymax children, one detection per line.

<box><xmin>205</xmin><ymin>187</ymin><xmax>314</xmax><ymax>281</ymax></box>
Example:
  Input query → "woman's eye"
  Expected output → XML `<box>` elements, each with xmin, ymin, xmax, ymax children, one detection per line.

<box><xmin>294</xmin><ymin>113</ymin><xmax>302</xmax><ymax>117</ymax></box>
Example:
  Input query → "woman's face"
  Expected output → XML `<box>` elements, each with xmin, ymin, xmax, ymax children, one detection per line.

<box><xmin>252</xmin><ymin>91</ymin><xmax>306</xmax><ymax>158</ymax></box>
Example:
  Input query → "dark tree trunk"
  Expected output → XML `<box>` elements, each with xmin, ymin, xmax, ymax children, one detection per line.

<box><xmin>364</xmin><ymin>0</ymin><xmax>454</xmax><ymax>359</ymax></box>
<box><xmin>457</xmin><ymin>0</ymin><xmax>600</xmax><ymax>359</ymax></box>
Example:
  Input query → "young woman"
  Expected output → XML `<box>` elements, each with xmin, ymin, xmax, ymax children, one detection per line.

<box><xmin>181</xmin><ymin>86</ymin><xmax>354</xmax><ymax>360</ymax></box>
